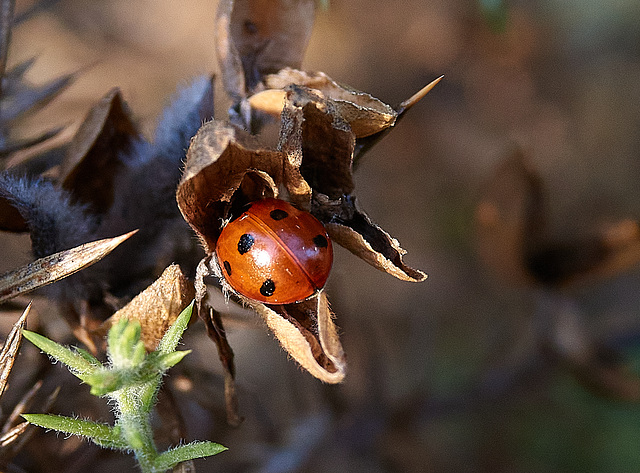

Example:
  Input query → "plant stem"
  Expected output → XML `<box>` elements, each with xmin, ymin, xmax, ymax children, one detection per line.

<box><xmin>113</xmin><ymin>384</ymin><xmax>159</xmax><ymax>472</ymax></box>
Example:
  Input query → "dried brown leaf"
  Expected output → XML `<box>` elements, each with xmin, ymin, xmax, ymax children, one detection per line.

<box><xmin>0</xmin><ymin>230</ymin><xmax>137</xmax><ymax>303</ymax></box>
<box><xmin>254</xmin><ymin>291</ymin><xmax>345</xmax><ymax>383</ymax></box>
<box><xmin>99</xmin><ymin>264</ymin><xmax>195</xmax><ymax>351</ymax></box>
<box><xmin>216</xmin><ymin>0</ymin><xmax>316</xmax><ymax>99</ymax></box>
<box><xmin>176</xmin><ymin>120</ymin><xmax>285</xmax><ymax>252</ymax></box>
<box><xmin>200</xmin><ymin>303</ymin><xmax>242</xmax><ymax>426</ymax></box>
<box><xmin>0</xmin><ymin>303</ymin><xmax>29</xmax><ymax>399</ymax></box>
<box><xmin>474</xmin><ymin>150</ymin><xmax>545</xmax><ymax>285</ymax></box>
<box><xmin>61</xmin><ymin>88</ymin><xmax>139</xmax><ymax>214</ymax></box>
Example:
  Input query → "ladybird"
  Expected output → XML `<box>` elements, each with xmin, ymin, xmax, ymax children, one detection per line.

<box><xmin>215</xmin><ymin>198</ymin><xmax>333</xmax><ymax>304</ymax></box>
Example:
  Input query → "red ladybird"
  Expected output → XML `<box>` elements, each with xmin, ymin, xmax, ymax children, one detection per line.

<box><xmin>215</xmin><ymin>198</ymin><xmax>333</xmax><ymax>304</ymax></box>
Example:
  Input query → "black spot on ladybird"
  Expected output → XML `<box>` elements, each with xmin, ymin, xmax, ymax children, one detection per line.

<box><xmin>223</xmin><ymin>260</ymin><xmax>232</xmax><ymax>276</ymax></box>
<box><xmin>237</xmin><ymin>233</ymin><xmax>255</xmax><ymax>254</ymax></box>
<box><xmin>269</xmin><ymin>209</ymin><xmax>288</xmax><ymax>220</ymax></box>
<box><xmin>260</xmin><ymin>279</ymin><xmax>276</xmax><ymax>297</ymax></box>
<box><xmin>313</xmin><ymin>234</ymin><xmax>328</xmax><ymax>248</ymax></box>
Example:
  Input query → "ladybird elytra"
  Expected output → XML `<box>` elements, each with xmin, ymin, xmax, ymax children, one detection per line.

<box><xmin>215</xmin><ymin>198</ymin><xmax>333</xmax><ymax>304</ymax></box>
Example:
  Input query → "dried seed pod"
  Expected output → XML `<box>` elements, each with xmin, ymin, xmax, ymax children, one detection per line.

<box><xmin>61</xmin><ymin>88</ymin><xmax>140</xmax><ymax>214</ymax></box>
<box><xmin>216</xmin><ymin>0</ymin><xmax>316</xmax><ymax>100</ymax></box>
<box><xmin>176</xmin><ymin>120</ymin><xmax>285</xmax><ymax>252</ymax></box>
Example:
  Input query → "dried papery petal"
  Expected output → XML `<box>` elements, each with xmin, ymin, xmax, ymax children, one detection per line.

<box><xmin>97</xmin><ymin>264</ymin><xmax>195</xmax><ymax>351</ymax></box>
<box><xmin>280</xmin><ymin>85</ymin><xmax>355</xmax><ymax>200</ymax></box>
<box><xmin>216</xmin><ymin>0</ymin><xmax>316</xmax><ymax>99</ymax></box>
<box><xmin>253</xmin><ymin>291</ymin><xmax>345</xmax><ymax>383</ymax></box>
<box><xmin>176</xmin><ymin>120</ymin><xmax>284</xmax><ymax>252</ymax></box>
<box><xmin>265</xmin><ymin>69</ymin><xmax>390</xmax><ymax>132</ymax></box>
<box><xmin>248</xmin><ymin>88</ymin><xmax>286</xmax><ymax>117</ymax></box>
<box><xmin>266</xmin><ymin>69</ymin><xmax>397</xmax><ymax>138</ymax></box>
<box><xmin>315</xmin><ymin>194</ymin><xmax>426</xmax><ymax>282</ymax></box>
<box><xmin>474</xmin><ymin>150</ymin><xmax>545</xmax><ymax>286</ymax></box>
<box><xmin>61</xmin><ymin>88</ymin><xmax>140</xmax><ymax>214</ymax></box>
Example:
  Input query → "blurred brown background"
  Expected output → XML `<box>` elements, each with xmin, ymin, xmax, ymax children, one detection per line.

<box><xmin>5</xmin><ymin>0</ymin><xmax>640</xmax><ymax>471</ymax></box>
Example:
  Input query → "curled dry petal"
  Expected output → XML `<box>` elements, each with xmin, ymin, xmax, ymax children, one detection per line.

<box><xmin>176</xmin><ymin>120</ymin><xmax>285</xmax><ymax>252</ymax></box>
<box><xmin>265</xmin><ymin>69</ymin><xmax>397</xmax><ymax>138</ymax></box>
<box><xmin>253</xmin><ymin>291</ymin><xmax>345</xmax><ymax>383</ymax></box>
<box><xmin>98</xmin><ymin>264</ymin><xmax>195</xmax><ymax>351</ymax></box>
<box><xmin>315</xmin><ymin>194</ymin><xmax>427</xmax><ymax>282</ymax></box>
<box><xmin>61</xmin><ymin>88</ymin><xmax>140</xmax><ymax>214</ymax></box>
<box><xmin>216</xmin><ymin>0</ymin><xmax>316</xmax><ymax>99</ymax></box>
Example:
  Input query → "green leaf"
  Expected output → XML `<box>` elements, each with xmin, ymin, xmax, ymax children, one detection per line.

<box><xmin>156</xmin><ymin>302</ymin><xmax>193</xmax><ymax>355</ymax></box>
<box><xmin>74</xmin><ymin>347</ymin><xmax>101</xmax><ymax>366</ymax></box>
<box><xmin>22</xmin><ymin>414</ymin><xmax>127</xmax><ymax>450</ymax></box>
<box><xmin>154</xmin><ymin>350</ymin><xmax>191</xmax><ymax>371</ymax></box>
<box><xmin>22</xmin><ymin>330</ymin><xmax>97</xmax><ymax>376</ymax></box>
<box><xmin>153</xmin><ymin>441</ymin><xmax>227</xmax><ymax>471</ymax></box>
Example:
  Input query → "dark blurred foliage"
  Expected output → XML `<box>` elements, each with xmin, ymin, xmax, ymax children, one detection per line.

<box><xmin>2</xmin><ymin>0</ymin><xmax>640</xmax><ymax>472</ymax></box>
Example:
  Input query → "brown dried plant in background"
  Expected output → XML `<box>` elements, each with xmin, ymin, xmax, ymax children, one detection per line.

<box><xmin>475</xmin><ymin>149</ymin><xmax>640</xmax><ymax>401</ymax></box>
